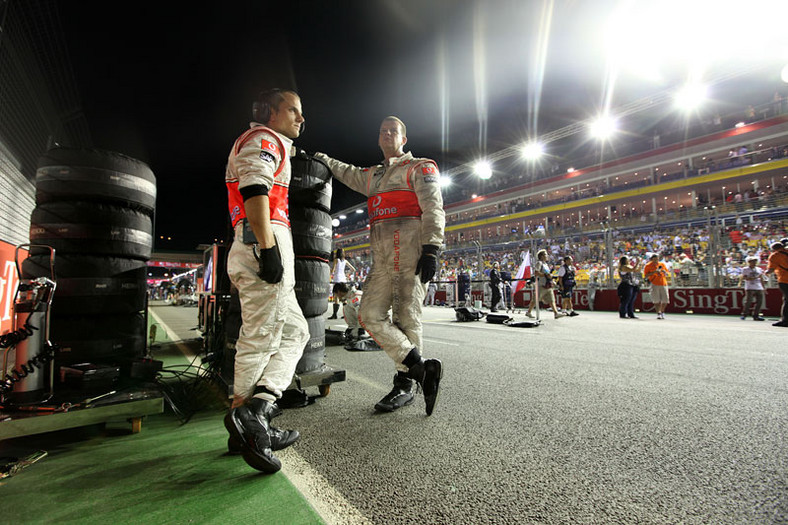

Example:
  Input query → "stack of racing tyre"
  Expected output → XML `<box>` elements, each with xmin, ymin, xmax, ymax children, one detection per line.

<box><xmin>289</xmin><ymin>150</ymin><xmax>332</xmax><ymax>375</ymax></box>
<box><xmin>22</xmin><ymin>148</ymin><xmax>156</xmax><ymax>370</ymax></box>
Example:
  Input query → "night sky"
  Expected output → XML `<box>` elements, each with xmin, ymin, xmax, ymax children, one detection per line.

<box><xmin>57</xmin><ymin>1</ymin><xmax>786</xmax><ymax>252</ymax></box>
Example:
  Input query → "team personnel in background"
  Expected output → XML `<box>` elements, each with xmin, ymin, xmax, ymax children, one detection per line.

<box><xmin>489</xmin><ymin>262</ymin><xmax>503</xmax><ymax>312</ymax></box>
<box><xmin>766</xmin><ymin>240</ymin><xmax>788</xmax><ymax>327</ymax></box>
<box><xmin>329</xmin><ymin>248</ymin><xmax>355</xmax><ymax>319</ymax></box>
<box><xmin>425</xmin><ymin>280</ymin><xmax>438</xmax><ymax>306</ymax></box>
<box><xmin>557</xmin><ymin>256</ymin><xmax>579</xmax><ymax>316</ymax></box>
<box><xmin>223</xmin><ymin>89</ymin><xmax>310</xmax><ymax>473</ymax></box>
<box><xmin>739</xmin><ymin>256</ymin><xmax>766</xmax><ymax>321</ymax></box>
<box><xmin>526</xmin><ymin>249</ymin><xmax>566</xmax><ymax>320</ymax></box>
<box><xmin>643</xmin><ymin>253</ymin><xmax>670</xmax><ymax>320</ymax></box>
<box><xmin>332</xmin><ymin>282</ymin><xmax>365</xmax><ymax>342</ymax></box>
<box><xmin>316</xmin><ymin>116</ymin><xmax>446</xmax><ymax>415</ymax></box>
<box><xmin>617</xmin><ymin>255</ymin><xmax>642</xmax><ymax>319</ymax></box>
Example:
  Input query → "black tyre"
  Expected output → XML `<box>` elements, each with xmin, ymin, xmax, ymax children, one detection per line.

<box><xmin>36</xmin><ymin>148</ymin><xmax>157</xmax><ymax>214</ymax></box>
<box><xmin>30</xmin><ymin>202</ymin><xmax>153</xmax><ymax>260</ymax></box>
<box><xmin>294</xmin><ymin>258</ymin><xmax>330</xmax><ymax>317</ymax></box>
<box><xmin>296</xmin><ymin>315</ymin><xmax>326</xmax><ymax>374</ymax></box>
<box><xmin>22</xmin><ymin>254</ymin><xmax>147</xmax><ymax>314</ymax></box>
<box><xmin>23</xmin><ymin>254</ymin><xmax>147</xmax><ymax>315</ymax></box>
<box><xmin>47</xmin><ymin>277</ymin><xmax>146</xmax><ymax>315</ymax></box>
<box><xmin>290</xmin><ymin>152</ymin><xmax>332</xmax><ymax>213</ymax></box>
<box><xmin>290</xmin><ymin>206</ymin><xmax>332</xmax><ymax>260</ymax></box>
<box><xmin>22</xmin><ymin>254</ymin><xmax>146</xmax><ymax>279</ymax></box>
<box><xmin>50</xmin><ymin>312</ymin><xmax>146</xmax><ymax>367</ymax></box>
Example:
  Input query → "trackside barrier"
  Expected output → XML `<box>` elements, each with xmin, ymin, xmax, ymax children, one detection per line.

<box><xmin>428</xmin><ymin>278</ymin><xmax>783</xmax><ymax>317</ymax></box>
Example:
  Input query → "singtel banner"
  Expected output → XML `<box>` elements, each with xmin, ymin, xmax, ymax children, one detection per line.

<box><xmin>441</xmin><ymin>286</ymin><xmax>782</xmax><ymax>316</ymax></box>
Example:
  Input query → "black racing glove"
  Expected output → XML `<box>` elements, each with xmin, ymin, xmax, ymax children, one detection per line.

<box><xmin>415</xmin><ymin>245</ymin><xmax>440</xmax><ymax>284</ymax></box>
<box><xmin>254</xmin><ymin>244</ymin><xmax>284</xmax><ymax>284</ymax></box>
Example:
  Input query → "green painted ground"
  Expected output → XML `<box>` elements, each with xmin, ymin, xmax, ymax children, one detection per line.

<box><xmin>0</xmin><ymin>310</ymin><xmax>324</xmax><ymax>525</ymax></box>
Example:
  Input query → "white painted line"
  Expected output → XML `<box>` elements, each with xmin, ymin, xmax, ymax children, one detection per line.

<box><xmin>423</xmin><ymin>338</ymin><xmax>459</xmax><ymax>346</ymax></box>
<box><xmin>148</xmin><ymin>308</ymin><xmax>198</xmax><ymax>360</ymax></box>
<box><xmin>344</xmin><ymin>370</ymin><xmax>389</xmax><ymax>393</ymax></box>
<box><xmin>280</xmin><ymin>449</ymin><xmax>373</xmax><ymax>525</ymax></box>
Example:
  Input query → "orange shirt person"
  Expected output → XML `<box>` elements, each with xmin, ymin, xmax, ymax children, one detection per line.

<box><xmin>766</xmin><ymin>241</ymin><xmax>788</xmax><ymax>327</ymax></box>
<box><xmin>643</xmin><ymin>254</ymin><xmax>670</xmax><ymax>319</ymax></box>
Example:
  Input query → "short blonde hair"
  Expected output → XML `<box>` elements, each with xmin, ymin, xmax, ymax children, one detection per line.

<box><xmin>382</xmin><ymin>116</ymin><xmax>406</xmax><ymax>137</ymax></box>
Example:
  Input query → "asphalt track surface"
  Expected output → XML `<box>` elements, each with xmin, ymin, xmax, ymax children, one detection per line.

<box><xmin>163</xmin><ymin>304</ymin><xmax>788</xmax><ymax>524</ymax></box>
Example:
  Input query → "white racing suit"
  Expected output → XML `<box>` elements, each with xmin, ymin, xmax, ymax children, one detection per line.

<box><xmin>343</xmin><ymin>286</ymin><xmax>363</xmax><ymax>331</ymax></box>
<box><xmin>226</xmin><ymin>123</ymin><xmax>310</xmax><ymax>402</ymax></box>
<box><xmin>316</xmin><ymin>152</ymin><xmax>445</xmax><ymax>371</ymax></box>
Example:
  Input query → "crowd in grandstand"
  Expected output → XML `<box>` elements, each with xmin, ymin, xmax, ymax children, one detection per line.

<box><xmin>443</xmin><ymin>146</ymin><xmax>788</xmax><ymax>231</ymax></box>
<box><xmin>337</xmin><ymin>218</ymin><xmax>787</xmax><ymax>291</ymax></box>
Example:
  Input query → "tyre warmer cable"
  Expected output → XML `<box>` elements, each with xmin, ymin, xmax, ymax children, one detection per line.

<box><xmin>0</xmin><ymin>321</ymin><xmax>58</xmax><ymax>396</ymax></box>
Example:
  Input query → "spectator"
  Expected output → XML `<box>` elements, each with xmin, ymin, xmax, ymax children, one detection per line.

<box><xmin>489</xmin><ymin>262</ymin><xmax>503</xmax><ymax>312</ymax></box>
<box><xmin>644</xmin><ymin>253</ymin><xmax>670</xmax><ymax>320</ymax></box>
<box><xmin>557</xmin><ymin>256</ymin><xmax>579</xmax><ymax>316</ymax></box>
<box><xmin>526</xmin><ymin>249</ymin><xmax>566</xmax><ymax>320</ymax></box>
<box><xmin>739</xmin><ymin>256</ymin><xmax>766</xmax><ymax>321</ymax></box>
<box><xmin>617</xmin><ymin>255</ymin><xmax>642</xmax><ymax>319</ymax></box>
<box><xmin>746</xmin><ymin>105</ymin><xmax>756</xmax><ymax>123</ymax></box>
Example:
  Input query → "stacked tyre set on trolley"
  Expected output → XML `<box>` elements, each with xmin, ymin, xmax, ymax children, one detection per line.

<box><xmin>23</xmin><ymin>149</ymin><xmax>156</xmax><ymax>372</ymax></box>
<box><xmin>288</xmin><ymin>151</ymin><xmax>334</xmax><ymax>377</ymax></box>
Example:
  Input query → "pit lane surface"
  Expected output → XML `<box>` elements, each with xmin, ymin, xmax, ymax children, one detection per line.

<box><xmin>156</xmin><ymin>303</ymin><xmax>788</xmax><ymax>524</ymax></box>
<box><xmin>294</xmin><ymin>307</ymin><xmax>788</xmax><ymax>524</ymax></box>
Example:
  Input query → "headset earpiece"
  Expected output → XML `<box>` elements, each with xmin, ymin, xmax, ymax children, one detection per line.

<box><xmin>252</xmin><ymin>88</ymin><xmax>282</xmax><ymax>124</ymax></box>
<box><xmin>252</xmin><ymin>100</ymin><xmax>271</xmax><ymax>124</ymax></box>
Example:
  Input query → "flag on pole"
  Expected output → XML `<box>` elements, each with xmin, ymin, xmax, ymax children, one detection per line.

<box><xmin>513</xmin><ymin>251</ymin><xmax>532</xmax><ymax>295</ymax></box>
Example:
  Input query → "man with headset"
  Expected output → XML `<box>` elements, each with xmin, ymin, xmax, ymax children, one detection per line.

<box><xmin>316</xmin><ymin>116</ymin><xmax>446</xmax><ymax>415</ymax></box>
<box><xmin>223</xmin><ymin>89</ymin><xmax>310</xmax><ymax>473</ymax></box>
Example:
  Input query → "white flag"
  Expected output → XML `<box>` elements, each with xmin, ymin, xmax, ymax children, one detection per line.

<box><xmin>513</xmin><ymin>251</ymin><xmax>532</xmax><ymax>295</ymax></box>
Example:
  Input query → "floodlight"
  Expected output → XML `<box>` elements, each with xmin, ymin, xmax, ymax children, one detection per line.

<box><xmin>520</xmin><ymin>142</ymin><xmax>544</xmax><ymax>160</ymax></box>
<box><xmin>590</xmin><ymin>115</ymin><xmax>617</xmax><ymax>139</ymax></box>
<box><xmin>439</xmin><ymin>175</ymin><xmax>452</xmax><ymax>188</ymax></box>
<box><xmin>474</xmin><ymin>160</ymin><xmax>492</xmax><ymax>180</ymax></box>
<box><xmin>355</xmin><ymin>209</ymin><xmax>364</xmax><ymax>214</ymax></box>
<box><xmin>331</xmin><ymin>218</ymin><xmax>340</xmax><ymax>227</ymax></box>
<box><xmin>675</xmin><ymin>83</ymin><xmax>707</xmax><ymax>111</ymax></box>
<box><xmin>339</xmin><ymin>215</ymin><xmax>347</xmax><ymax>220</ymax></box>
<box><xmin>781</xmin><ymin>64</ymin><xmax>788</xmax><ymax>84</ymax></box>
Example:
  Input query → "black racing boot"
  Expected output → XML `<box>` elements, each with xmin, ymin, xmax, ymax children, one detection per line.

<box><xmin>226</xmin><ymin>402</ymin><xmax>298</xmax><ymax>454</ymax></box>
<box><xmin>328</xmin><ymin>303</ymin><xmax>340</xmax><ymax>319</ymax></box>
<box><xmin>227</xmin><ymin>436</ymin><xmax>242</xmax><ymax>455</ymax></box>
<box><xmin>224</xmin><ymin>398</ymin><xmax>285</xmax><ymax>473</ymax></box>
<box><xmin>403</xmin><ymin>348</ymin><xmax>443</xmax><ymax>416</ymax></box>
<box><xmin>374</xmin><ymin>372</ymin><xmax>415</xmax><ymax>412</ymax></box>
<box><xmin>344</xmin><ymin>328</ymin><xmax>355</xmax><ymax>343</ymax></box>
<box><xmin>268</xmin><ymin>423</ymin><xmax>300</xmax><ymax>452</ymax></box>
